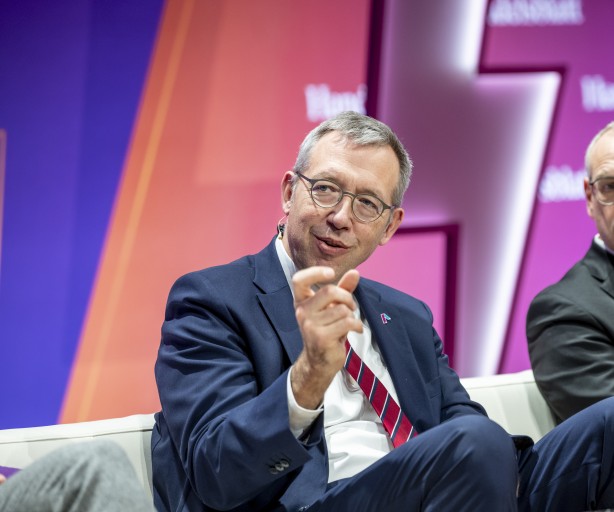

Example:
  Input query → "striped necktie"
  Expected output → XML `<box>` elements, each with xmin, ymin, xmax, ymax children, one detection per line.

<box><xmin>344</xmin><ymin>340</ymin><xmax>417</xmax><ymax>447</ymax></box>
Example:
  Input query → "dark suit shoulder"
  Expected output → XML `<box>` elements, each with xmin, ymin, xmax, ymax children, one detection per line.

<box><xmin>532</xmin><ymin>259</ymin><xmax>589</xmax><ymax>302</ymax></box>
<box><xmin>526</xmin><ymin>240</ymin><xmax>614</xmax><ymax>422</ymax></box>
<box><xmin>174</xmin><ymin>252</ymin><xmax>256</xmax><ymax>286</ymax></box>
<box><xmin>162</xmin><ymin>254</ymin><xmax>263</xmax><ymax>330</ymax></box>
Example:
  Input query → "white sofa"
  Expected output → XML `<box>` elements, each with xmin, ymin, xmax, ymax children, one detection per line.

<box><xmin>0</xmin><ymin>370</ymin><xmax>555</xmax><ymax>502</ymax></box>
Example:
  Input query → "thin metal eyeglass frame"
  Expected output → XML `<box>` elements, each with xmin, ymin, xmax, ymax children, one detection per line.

<box><xmin>294</xmin><ymin>171</ymin><xmax>396</xmax><ymax>222</ymax></box>
<box><xmin>589</xmin><ymin>176</ymin><xmax>614</xmax><ymax>206</ymax></box>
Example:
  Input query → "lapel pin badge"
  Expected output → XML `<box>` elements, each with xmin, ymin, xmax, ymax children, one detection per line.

<box><xmin>381</xmin><ymin>313</ymin><xmax>391</xmax><ymax>324</ymax></box>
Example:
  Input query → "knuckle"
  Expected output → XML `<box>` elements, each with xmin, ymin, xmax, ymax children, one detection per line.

<box><xmin>318</xmin><ymin>284</ymin><xmax>332</xmax><ymax>297</ymax></box>
<box><xmin>302</xmin><ymin>318</ymin><xmax>314</xmax><ymax>331</ymax></box>
<box><xmin>295</xmin><ymin>305</ymin><xmax>306</xmax><ymax>322</ymax></box>
<box><xmin>291</xmin><ymin>273</ymin><xmax>302</xmax><ymax>286</ymax></box>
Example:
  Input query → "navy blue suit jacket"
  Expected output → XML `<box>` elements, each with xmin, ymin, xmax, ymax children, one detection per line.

<box><xmin>152</xmin><ymin>238</ymin><xmax>486</xmax><ymax>511</ymax></box>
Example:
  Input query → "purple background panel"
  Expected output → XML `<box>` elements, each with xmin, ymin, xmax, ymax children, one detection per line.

<box><xmin>358</xmin><ymin>227</ymin><xmax>455</xmax><ymax>361</ymax></box>
<box><xmin>376</xmin><ymin>0</ymin><xmax>558</xmax><ymax>376</ymax></box>
<box><xmin>483</xmin><ymin>0</ymin><xmax>614</xmax><ymax>372</ymax></box>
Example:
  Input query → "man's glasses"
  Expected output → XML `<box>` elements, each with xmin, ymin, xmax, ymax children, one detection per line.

<box><xmin>295</xmin><ymin>171</ymin><xmax>396</xmax><ymax>223</ymax></box>
<box><xmin>589</xmin><ymin>176</ymin><xmax>614</xmax><ymax>206</ymax></box>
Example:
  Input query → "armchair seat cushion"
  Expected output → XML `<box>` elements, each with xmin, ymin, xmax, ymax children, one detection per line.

<box><xmin>0</xmin><ymin>371</ymin><xmax>555</xmax><ymax>497</ymax></box>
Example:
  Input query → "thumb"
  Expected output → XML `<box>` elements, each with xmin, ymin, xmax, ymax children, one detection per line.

<box><xmin>338</xmin><ymin>269</ymin><xmax>360</xmax><ymax>294</ymax></box>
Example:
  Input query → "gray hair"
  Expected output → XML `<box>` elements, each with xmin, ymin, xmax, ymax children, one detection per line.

<box><xmin>292</xmin><ymin>111</ymin><xmax>413</xmax><ymax>206</ymax></box>
<box><xmin>585</xmin><ymin>121</ymin><xmax>614</xmax><ymax>178</ymax></box>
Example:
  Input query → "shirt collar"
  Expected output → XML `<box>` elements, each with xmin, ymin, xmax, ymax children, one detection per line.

<box><xmin>275</xmin><ymin>236</ymin><xmax>297</xmax><ymax>297</ymax></box>
<box><xmin>594</xmin><ymin>234</ymin><xmax>614</xmax><ymax>256</ymax></box>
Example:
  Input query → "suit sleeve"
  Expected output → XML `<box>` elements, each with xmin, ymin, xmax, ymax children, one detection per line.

<box><xmin>433</xmin><ymin>334</ymin><xmax>487</xmax><ymax>422</ymax></box>
<box><xmin>154</xmin><ymin>272</ymin><xmax>318</xmax><ymax>510</ymax></box>
<box><xmin>527</xmin><ymin>289</ymin><xmax>614</xmax><ymax>422</ymax></box>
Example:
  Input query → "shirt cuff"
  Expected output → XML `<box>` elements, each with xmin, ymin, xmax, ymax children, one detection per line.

<box><xmin>287</xmin><ymin>367</ymin><xmax>323</xmax><ymax>438</ymax></box>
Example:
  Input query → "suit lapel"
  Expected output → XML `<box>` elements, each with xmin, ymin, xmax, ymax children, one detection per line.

<box><xmin>354</xmin><ymin>283</ymin><xmax>433</xmax><ymax>429</ymax></box>
<box><xmin>584</xmin><ymin>241</ymin><xmax>614</xmax><ymax>300</ymax></box>
<box><xmin>251</xmin><ymin>239</ymin><xmax>436</xmax><ymax>427</ymax></box>
<box><xmin>253</xmin><ymin>238</ymin><xmax>303</xmax><ymax>363</ymax></box>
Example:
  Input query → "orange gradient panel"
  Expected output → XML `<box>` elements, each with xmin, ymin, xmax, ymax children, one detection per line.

<box><xmin>61</xmin><ymin>0</ymin><xmax>370</xmax><ymax>421</ymax></box>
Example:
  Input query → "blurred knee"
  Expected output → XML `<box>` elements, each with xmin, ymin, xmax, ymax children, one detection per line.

<box><xmin>58</xmin><ymin>439</ymin><xmax>130</xmax><ymax>475</ymax></box>
<box><xmin>449</xmin><ymin>415</ymin><xmax>516</xmax><ymax>473</ymax></box>
<box><xmin>83</xmin><ymin>439</ymin><xmax>126</xmax><ymax>460</ymax></box>
<box><xmin>414</xmin><ymin>415</ymin><xmax>518</xmax><ymax>502</ymax></box>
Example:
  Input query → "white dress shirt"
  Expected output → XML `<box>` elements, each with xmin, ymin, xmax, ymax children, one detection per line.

<box><xmin>594</xmin><ymin>233</ymin><xmax>614</xmax><ymax>256</ymax></box>
<box><xmin>275</xmin><ymin>238</ymin><xmax>399</xmax><ymax>482</ymax></box>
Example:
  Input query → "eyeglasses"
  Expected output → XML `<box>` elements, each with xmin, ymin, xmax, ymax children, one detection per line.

<box><xmin>589</xmin><ymin>176</ymin><xmax>614</xmax><ymax>206</ymax></box>
<box><xmin>295</xmin><ymin>171</ymin><xmax>396</xmax><ymax>223</ymax></box>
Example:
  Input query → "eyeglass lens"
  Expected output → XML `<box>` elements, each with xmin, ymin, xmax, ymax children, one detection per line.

<box><xmin>311</xmin><ymin>180</ymin><xmax>384</xmax><ymax>221</ymax></box>
<box><xmin>594</xmin><ymin>178</ymin><xmax>614</xmax><ymax>204</ymax></box>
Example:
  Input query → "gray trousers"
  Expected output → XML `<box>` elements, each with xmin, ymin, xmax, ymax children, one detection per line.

<box><xmin>0</xmin><ymin>439</ymin><xmax>154</xmax><ymax>512</ymax></box>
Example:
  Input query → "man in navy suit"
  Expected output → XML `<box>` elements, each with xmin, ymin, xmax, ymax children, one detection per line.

<box><xmin>153</xmin><ymin>111</ymin><xmax>614</xmax><ymax>511</ymax></box>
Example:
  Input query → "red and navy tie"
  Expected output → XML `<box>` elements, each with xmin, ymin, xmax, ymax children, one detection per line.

<box><xmin>344</xmin><ymin>340</ymin><xmax>417</xmax><ymax>447</ymax></box>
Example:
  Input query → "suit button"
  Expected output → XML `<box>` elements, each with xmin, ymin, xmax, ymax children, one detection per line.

<box><xmin>268</xmin><ymin>456</ymin><xmax>290</xmax><ymax>474</ymax></box>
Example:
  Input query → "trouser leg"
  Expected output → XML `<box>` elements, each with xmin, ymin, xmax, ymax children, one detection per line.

<box><xmin>0</xmin><ymin>439</ymin><xmax>153</xmax><ymax>512</ymax></box>
<box><xmin>305</xmin><ymin>414</ymin><xmax>518</xmax><ymax>512</ymax></box>
<box><xmin>518</xmin><ymin>396</ymin><xmax>614</xmax><ymax>512</ymax></box>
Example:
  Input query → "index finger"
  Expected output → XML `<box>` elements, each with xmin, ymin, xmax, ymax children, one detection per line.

<box><xmin>292</xmin><ymin>266</ymin><xmax>335</xmax><ymax>301</ymax></box>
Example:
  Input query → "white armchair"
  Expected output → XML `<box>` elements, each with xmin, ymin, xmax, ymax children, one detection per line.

<box><xmin>0</xmin><ymin>414</ymin><xmax>155</xmax><ymax>499</ymax></box>
<box><xmin>0</xmin><ymin>370</ymin><xmax>555</xmax><ymax>499</ymax></box>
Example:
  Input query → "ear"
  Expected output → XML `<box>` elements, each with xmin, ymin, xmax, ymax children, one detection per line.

<box><xmin>379</xmin><ymin>207</ymin><xmax>404</xmax><ymax>246</ymax></box>
<box><xmin>584</xmin><ymin>176</ymin><xmax>595</xmax><ymax>220</ymax></box>
<box><xmin>281</xmin><ymin>171</ymin><xmax>294</xmax><ymax>215</ymax></box>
